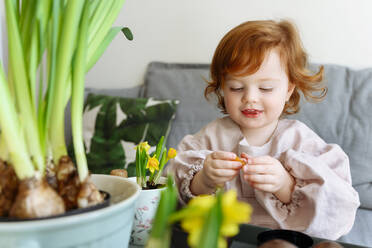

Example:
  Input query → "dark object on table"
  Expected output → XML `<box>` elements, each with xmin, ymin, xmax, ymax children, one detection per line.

<box><xmin>170</xmin><ymin>223</ymin><xmax>189</xmax><ymax>248</ymax></box>
<box><xmin>258</xmin><ymin>239</ymin><xmax>298</xmax><ymax>248</ymax></box>
<box><xmin>257</xmin><ymin>229</ymin><xmax>313</xmax><ymax>248</ymax></box>
<box><xmin>313</xmin><ymin>241</ymin><xmax>345</xmax><ymax>248</ymax></box>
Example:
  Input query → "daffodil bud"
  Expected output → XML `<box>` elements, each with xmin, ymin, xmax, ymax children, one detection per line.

<box><xmin>135</xmin><ymin>141</ymin><xmax>151</xmax><ymax>153</ymax></box>
<box><xmin>141</xmin><ymin>142</ymin><xmax>151</xmax><ymax>153</ymax></box>
<box><xmin>167</xmin><ymin>148</ymin><xmax>177</xmax><ymax>160</ymax></box>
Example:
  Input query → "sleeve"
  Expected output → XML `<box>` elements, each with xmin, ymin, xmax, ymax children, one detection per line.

<box><xmin>254</xmin><ymin>143</ymin><xmax>360</xmax><ymax>240</ymax></box>
<box><xmin>165</xmin><ymin>134</ymin><xmax>213</xmax><ymax>205</ymax></box>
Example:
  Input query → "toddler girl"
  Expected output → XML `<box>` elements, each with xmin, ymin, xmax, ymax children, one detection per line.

<box><xmin>166</xmin><ymin>20</ymin><xmax>360</xmax><ymax>240</ymax></box>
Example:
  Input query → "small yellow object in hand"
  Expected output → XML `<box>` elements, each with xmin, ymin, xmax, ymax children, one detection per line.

<box><xmin>235</xmin><ymin>156</ymin><xmax>246</xmax><ymax>165</ymax></box>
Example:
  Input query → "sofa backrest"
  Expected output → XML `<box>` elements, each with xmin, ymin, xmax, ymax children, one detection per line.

<box><xmin>143</xmin><ymin>61</ymin><xmax>372</xmax><ymax>209</ymax></box>
<box><xmin>142</xmin><ymin>62</ymin><xmax>223</xmax><ymax>149</ymax></box>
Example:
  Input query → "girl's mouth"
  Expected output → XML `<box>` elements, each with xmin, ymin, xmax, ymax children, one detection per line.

<box><xmin>241</xmin><ymin>109</ymin><xmax>263</xmax><ymax>118</ymax></box>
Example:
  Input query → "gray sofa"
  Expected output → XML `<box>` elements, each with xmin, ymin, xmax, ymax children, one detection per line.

<box><xmin>78</xmin><ymin>61</ymin><xmax>372</xmax><ymax>247</ymax></box>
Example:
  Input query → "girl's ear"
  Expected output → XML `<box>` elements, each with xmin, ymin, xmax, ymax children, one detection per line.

<box><xmin>286</xmin><ymin>82</ymin><xmax>295</xmax><ymax>101</ymax></box>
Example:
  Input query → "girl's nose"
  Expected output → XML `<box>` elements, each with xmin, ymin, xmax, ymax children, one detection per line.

<box><xmin>242</xmin><ymin>89</ymin><xmax>258</xmax><ymax>103</ymax></box>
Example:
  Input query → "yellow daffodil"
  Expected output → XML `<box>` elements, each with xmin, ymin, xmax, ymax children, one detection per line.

<box><xmin>220</xmin><ymin>190</ymin><xmax>252</xmax><ymax>237</ymax></box>
<box><xmin>135</xmin><ymin>141</ymin><xmax>151</xmax><ymax>153</ymax></box>
<box><xmin>175</xmin><ymin>190</ymin><xmax>252</xmax><ymax>248</ymax></box>
<box><xmin>167</xmin><ymin>148</ymin><xmax>177</xmax><ymax>160</ymax></box>
<box><xmin>146</xmin><ymin>155</ymin><xmax>159</xmax><ymax>174</ymax></box>
<box><xmin>189</xmin><ymin>194</ymin><xmax>215</xmax><ymax>209</ymax></box>
<box><xmin>169</xmin><ymin>195</ymin><xmax>214</xmax><ymax>247</ymax></box>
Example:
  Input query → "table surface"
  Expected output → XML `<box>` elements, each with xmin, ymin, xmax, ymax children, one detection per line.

<box><xmin>129</xmin><ymin>224</ymin><xmax>369</xmax><ymax>248</ymax></box>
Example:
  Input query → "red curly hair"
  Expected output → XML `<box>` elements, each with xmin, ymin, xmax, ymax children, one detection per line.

<box><xmin>205</xmin><ymin>20</ymin><xmax>327</xmax><ymax>115</ymax></box>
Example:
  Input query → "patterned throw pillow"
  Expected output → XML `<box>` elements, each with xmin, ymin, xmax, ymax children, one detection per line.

<box><xmin>78</xmin><ymin>93</ymin><xmax>179</xmax><ymax>176</ymax></box>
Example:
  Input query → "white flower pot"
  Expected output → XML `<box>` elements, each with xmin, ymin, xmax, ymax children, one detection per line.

<box><xmin>128</xmin><ymin>176</ymin><xmax>167</xmax><ymax>246</ymax></box>
<box><xmin>0</xmin><ymin>174</ymin><xmax>140</xmax><ymax>248</ymax></box>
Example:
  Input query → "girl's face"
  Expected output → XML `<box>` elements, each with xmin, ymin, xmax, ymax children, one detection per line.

<box><xmin>222</xmin><ymin>49</ymin><xmax>295</xmax><ymax>135</ymax></box>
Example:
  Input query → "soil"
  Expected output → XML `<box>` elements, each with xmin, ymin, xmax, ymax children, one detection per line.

<box><xmin>144</xmin><ymin>181</ymin><xmax>166</xmax><ymax>190</ymax></box>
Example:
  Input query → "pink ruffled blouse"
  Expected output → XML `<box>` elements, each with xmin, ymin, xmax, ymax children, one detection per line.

<box><xmin>166</xmin><ymin>117</ymin><xmax>360</xmax><ymax>240</ymax></box>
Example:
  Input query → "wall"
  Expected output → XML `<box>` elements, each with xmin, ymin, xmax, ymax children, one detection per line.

<box><xmin>2</xmin><ymin>0</ymin><xmax>372</xmax><ymax>88</ymax></box>
<box><xmin>0</xmin><ymin>2</ymin><xmax>3</xmax><ymax>66</ymax></box>
<box><xmin>0</xmin><ymin>25</ymin><xmax>2</xmax><ymax>65</ymax></box>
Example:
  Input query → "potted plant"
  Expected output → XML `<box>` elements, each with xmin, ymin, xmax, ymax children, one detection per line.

<box><xmin>129</xmin><ymin>136</ymin><xmax>177</xmax><ymax>245</ymax></box>
<box><xmin>0</xmin><ymin>0</ymin><xmax>139</xmax><ymax>247</ymax></box>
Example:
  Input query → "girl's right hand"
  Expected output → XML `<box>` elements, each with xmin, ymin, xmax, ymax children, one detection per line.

<box><xmin>200</xmin><ymin>151</ymin><xmax>243</xmax><ymax>190</ymax></box>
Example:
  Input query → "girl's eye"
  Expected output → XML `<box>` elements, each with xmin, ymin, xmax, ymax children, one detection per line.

<box><xmin>260</xmin><ymin>88</ymin><xmax>273</xmax><ymax>92</ymax></box>
<box><xmin>230</xmin><ymin>87</ymin><xmax>243</xmax><ymax>92</ymax></box>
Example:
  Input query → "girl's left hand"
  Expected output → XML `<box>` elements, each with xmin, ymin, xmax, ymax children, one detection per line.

<box><xmin>241</xmin><ymin>153</ymin><xmax>294</xmax><ymax>196</ymax></box>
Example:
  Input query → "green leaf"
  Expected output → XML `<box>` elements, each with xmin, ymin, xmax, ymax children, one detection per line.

<box><xmin>121</xmin><ymin>27</ymin><xmax>133</xmax><ymax>41</ymax></box>
<box><xmin>83</xmin><ymin>95</ymin><xmax>126</xmax><ymax>174</ymax></box>
<box><xmin>153</xmin><ymin>148</ymin><xmax>167</xmax><ymax>184</ymax></box>
<box><xmin>155</xmin><ymin>136</ymin><xmax>165</xmax><ymax>160</ymax></box>
<box><xmin>48</xmin><ymin>0</ymin><xmax>86</xmax><ymax>163</ymax></box>
<box><xmin>136</xmin><ymin>145</ymin><xmax>141</xmax><ymax>180</ymax></box>
<box><xmin>0</xmin><ymin>62</ymin><xmax>35</xmax><ymax>179</ymax></box>
<box><xmin>87</xmin><ymin>26</ymin><xmax>123</xmax><ymax>71</ymax></box>
<box><xmin>71</xmin><ymin>0</ymin><xmax>91</xmax><ymax>182</ymax></box>
<box><xmin>87</xmin><ymin>0</ymin><xmax>125</xmax><ymax>65</ymax></box>
<box><xmin>5</xmin><ymin>0</ymin><xmax>44</xmax><ymax>172</ymax></box>
<box><xmin>141</xmin><ymin>148</ymin><xmax>148</xmax><ymax>186</ymax></box>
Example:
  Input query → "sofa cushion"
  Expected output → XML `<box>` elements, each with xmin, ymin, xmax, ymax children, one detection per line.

<box><xmin>85</xmin><ymin>85</ymin><xmax>145</xmax><ymax>98</ymax></box>
<box><xmin>338</xmin><ymin>208</ymin><xmax>372</xmax><ymax>246</ymax></box>
<box><xmin>73</xmin><ymin>93</ymin><xmax>178</xmax><ymax>176</ymax></box>
<box><xmin>144</xmin><ymin>62</ymin><xmax>223</xmax><ymax>149</ymax></box>
<box><xmin>143</xmin><ymin>61</ymin><xmax>372</xmax><ymax>209</ymax></box>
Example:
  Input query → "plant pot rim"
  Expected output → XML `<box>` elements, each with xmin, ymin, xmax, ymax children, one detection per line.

<box><xmin>0</xmin><ymin>174</ymin><xmax>140</xmax><ymax>231</ymax></box>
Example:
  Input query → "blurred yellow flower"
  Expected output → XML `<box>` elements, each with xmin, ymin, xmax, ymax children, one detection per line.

<box><xmin>180</xmin><ymin>195</ymin><xmax>214</xmax><ymax>230</ymax></box>
<box><xmin>169</xmin><ymin>195</ymin><xmax>213</xmax><ymax>247</ymax></box>
<box><xmin>182</xmin><ymin>217</ymin><xmax>203</xmax><ymax>246</ymax></box>
<box><xmin>146</xmin><ymin>155</ymin><xmax>159</xmax><ymax>174</ymax></box>
<box><xmin>221</xmin><ymin>190</ymin><xmax>252</xmax><ymax>237</ymax></box>
<box><xmin>177</xmin><ymin>190</ymin><xmax>252</xmax><ymax>248</ymax></box>
<box><xmin>167</xmin><ymin>148</ymin><xmax>177</xmax><ymax>159</ymax></box>
<box><xmin>135</xmin><ymin>141</ymin><xmax>151</xmax><ymax>153</ymax></box>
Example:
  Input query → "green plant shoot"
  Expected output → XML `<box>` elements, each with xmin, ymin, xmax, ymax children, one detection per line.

<box><xmin>0</xmin><ymin>0</ymin><xmax>131</xmax><ymax>183</ymax></box>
